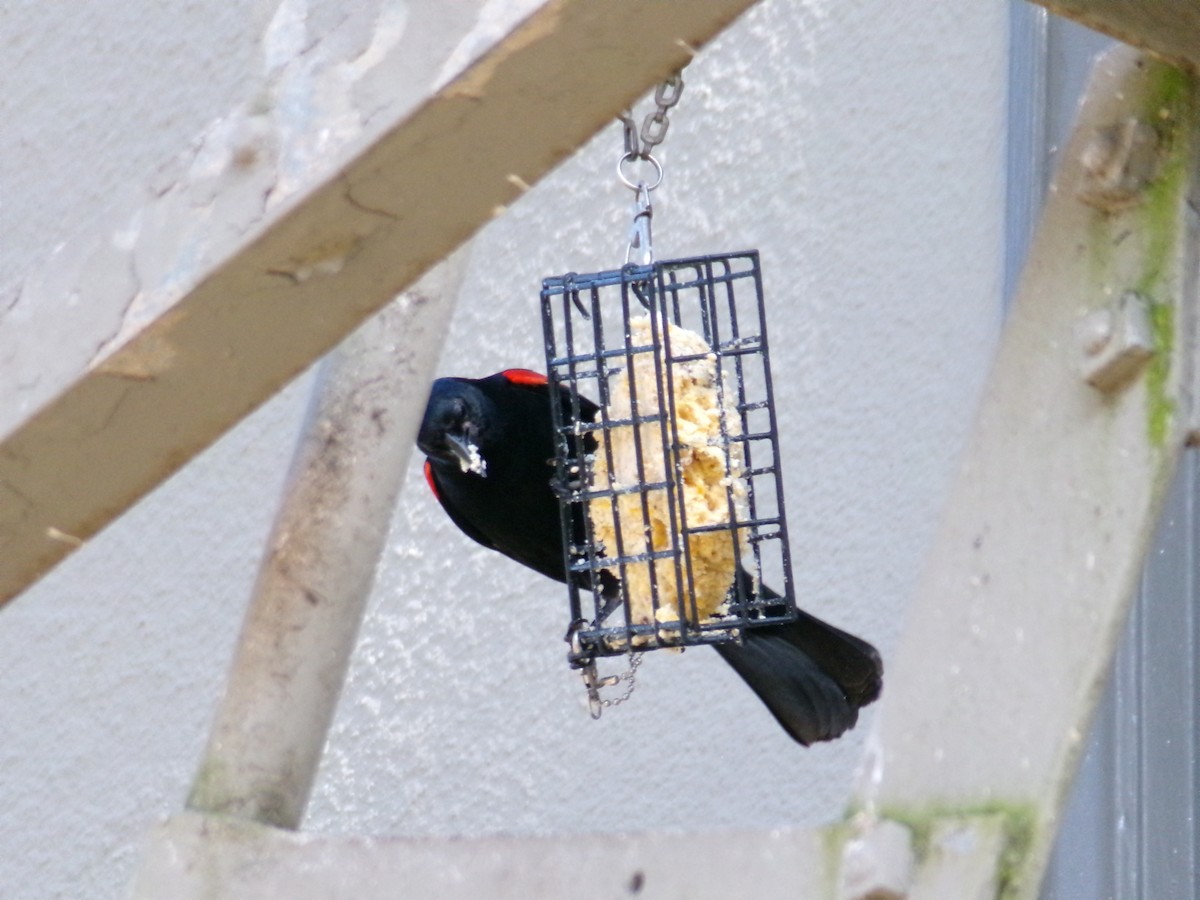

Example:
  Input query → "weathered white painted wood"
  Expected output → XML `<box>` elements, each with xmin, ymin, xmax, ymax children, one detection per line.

<box><xmin>0</xmin><ymin>0</ymin><xmax>760</xmax><ymax>607</ymax></box>
<box><xmin>865</xmin><ymin>46</ymin><xmax>1197</xmax><ymax>899</ymax></box>
<box><xmin>186</xmin><ymin>253</ymin><xmax>467</xmax><ymax>830</ymax></box>
<box><xmin>839</xmin><ymin>819</ymin><xmax>915</xmax><ymax>900</ymax></box>
<box><xmin>131</xmin><ymin>811</ymin><xmax>834</xmax><ymax>900</ymax></box>
<box><xmin>909</xmin><ymin>816</ymin><xmax>1008</xmax><ymax>900</ymax></box>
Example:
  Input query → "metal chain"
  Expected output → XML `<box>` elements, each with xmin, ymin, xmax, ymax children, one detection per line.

<box><xmin>616</xmin><ymin>71</ymin><xmax>684</xmax><ymax>190</ymax></box>
<box><xmin>619</xmin><ymin>73</ymin><xmax>685</xmax><ymax>162</ymax></box>
<box><xmin>599</xmin><ymin>651</ymin><xmax>642</xmax><ymax>708</ymax></box>
<box><xmin>618</xmin><ymin>71</ymin><xmax>684</xmax><ymax>265</ymax></box>
<box><xmin>580</xmin><ymin>651</ymin><xmax>643</xmax><ymax>719</ymax></box>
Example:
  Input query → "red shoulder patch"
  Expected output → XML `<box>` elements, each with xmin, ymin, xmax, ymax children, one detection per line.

<box><xmin>423</xmin><ymin>459</ymin><xmax>440</xmax><ymax>501</ymax></box>
<box><xmin>500</xmin><ymin>368</ymin><xmax>548</xmax><ymax>387</ymax></box>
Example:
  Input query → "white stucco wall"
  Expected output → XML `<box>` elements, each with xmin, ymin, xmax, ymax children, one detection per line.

<box><xmin>0</xmin><ymin>1</ymin><xmax>1008</xmax><ymax>897</ymax></box>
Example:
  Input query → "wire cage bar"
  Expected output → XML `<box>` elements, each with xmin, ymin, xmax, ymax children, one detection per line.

<box><xmin>540</xmin><ymin>251</ymin><xmax>797</xmax><ymax>667</ymax></box>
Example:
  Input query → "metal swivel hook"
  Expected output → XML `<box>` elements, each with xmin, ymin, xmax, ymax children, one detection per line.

<box><xmin>625</xmin><ymin>183</ymin><xmax>654</xmax><ymax>266</ymax></box>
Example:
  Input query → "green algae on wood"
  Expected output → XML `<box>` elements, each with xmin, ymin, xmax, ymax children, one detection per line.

<box><xmin>1134</xmin><ymin>61</ymin><xmax>1192</xmax><ymax>447</ymax></box>
<box><xmin>879</xmin><ymin>802</ymin><xmax>1036</xmax><ymax>900</ymax></box>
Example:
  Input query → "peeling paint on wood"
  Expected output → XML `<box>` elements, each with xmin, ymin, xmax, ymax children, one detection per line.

<box><xmin>0</xmin><ymin>0</ymin><xmax>761</xmax><ymax>606</ymax></box>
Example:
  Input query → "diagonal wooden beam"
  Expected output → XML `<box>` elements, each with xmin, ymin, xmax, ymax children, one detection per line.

<box><xmin>865</xmin><ymin>46</ymin><xmax>1198</xmax><ymax>899</ymax></box>
<box><xmin>1031</xmin><ymin>0</ymin><xmax>1200</xmax><ymax>72</ymax></box>
<box><xmin>0</xmin><ymin>0</ymin><xmax>760</xmax><ymax>607</ymax></box>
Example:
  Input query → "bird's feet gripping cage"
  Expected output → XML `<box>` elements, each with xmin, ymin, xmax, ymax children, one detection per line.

<box><xmin>540</xmin><ymin>251</ymin><xmax>798</xmax><ymax>680</ymax></box>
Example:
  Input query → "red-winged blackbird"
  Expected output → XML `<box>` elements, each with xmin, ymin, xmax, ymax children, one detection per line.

<box><xmin>418</xmin><ymin>369</ymin><xmax>882</xmax><ymax>745</ymax></box>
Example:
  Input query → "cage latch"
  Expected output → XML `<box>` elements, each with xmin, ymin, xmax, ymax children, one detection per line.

<box><xmin>569</xmin><ymin>618</ymin><xmax>641</xmax><ymax>718</ymax></box>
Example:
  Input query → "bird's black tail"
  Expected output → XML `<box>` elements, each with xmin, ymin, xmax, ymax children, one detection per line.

<box><xmin>715</xmin><ymin>577</ymin><xmax>882</xmax><ymax>746</ymax></box>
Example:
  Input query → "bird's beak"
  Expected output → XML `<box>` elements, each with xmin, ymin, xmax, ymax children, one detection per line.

<box><xmin>444</xmin><ymin>431</ymin><xmax>473</xmax><ymax>467</ymax></box>
<box><xmin>444</xmin><ymin>430</ymin><xmax>486</xmax><ymax>476</ymax></box>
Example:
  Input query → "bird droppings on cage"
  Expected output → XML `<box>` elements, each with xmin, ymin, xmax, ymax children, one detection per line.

<box><xmin>541</xmin><ymin>251</ymin><xmax>798</xmax><ymax>672</ymax></box>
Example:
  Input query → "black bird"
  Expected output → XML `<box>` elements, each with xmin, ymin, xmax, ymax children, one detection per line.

<box><xmin>417</xmin><ymin>369</ymin><xmax>882</xmax><ymax>745</ymax></box>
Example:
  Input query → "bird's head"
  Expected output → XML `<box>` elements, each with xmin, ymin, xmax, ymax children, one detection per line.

<box><xmin>418</xmin><ymin>378</ymin><xmax>493</xmax><ymax>476</ymax></box>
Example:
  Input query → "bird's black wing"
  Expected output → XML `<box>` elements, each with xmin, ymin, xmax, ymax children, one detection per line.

<box><xmin>487</xmin><ymin>370</ymin><xmax>601</xmax><ymax>434</ymax></box>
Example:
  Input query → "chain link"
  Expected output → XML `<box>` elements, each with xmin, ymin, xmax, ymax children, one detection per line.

<box><xmin>599</xmin><ymin>652</ymin><xmax>642</xmax><ymax>709</ymax></box>
<box><xmin>580</xmin><ymin>651</ymin><xmax>643</xmax><ymax>719</ymax></box>
<box><xmin>615</xmin><ymin>71</ymin><xmax>685</xmax><ymax>265</ymax></box>
<box><xmin>619</xmin><ymin>72</ymin><xmax>685</xmax><ymax>162</ymax></box>
<box><xmin>616</xmin><ymin>71</ymin><xmax>685</xmax><ymax>264</ymax></box>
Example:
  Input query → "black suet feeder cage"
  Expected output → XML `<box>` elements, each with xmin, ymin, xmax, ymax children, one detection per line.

<box><xmin>541</xmin><ymin>254</ymin><xmax>798</xmax><ymax>706</ymax></box>
<box><xmin>538</xmin><ymin>73</ymin><xmax>798</xmax><ymax>714</ymax></box>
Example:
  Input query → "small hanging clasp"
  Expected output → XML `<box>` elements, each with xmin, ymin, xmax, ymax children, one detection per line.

<box><xmin>625</xmin><ymin>183</ymin><xmax>654</xmax><ymax>266</ymax></box>
<box><xmin>579</xmin><ymin>653</ymin><xmax>642</xmax><ymax>719</ymax></box>
<box><xmin>567</xmin><ymin>618</ymin><xmax>642</xmax><ymax>718</ymax></box>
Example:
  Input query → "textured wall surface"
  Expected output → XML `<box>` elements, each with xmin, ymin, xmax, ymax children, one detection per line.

<box><xmin>0</xmin><ymin>1</ymin><xmax>1007</xmax><ymax>897</ymax></box>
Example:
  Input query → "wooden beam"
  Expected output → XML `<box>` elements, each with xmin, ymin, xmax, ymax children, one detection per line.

<box><xmin>1031</xmin><ymin>0</ymin><xmax>1200</xmax><ymax>72</ymax></box>
<box><xmin>186</xmin><ymin>254</ymin><xmax>468</xmax><ymax>831</ymax></box>
<box><xmin>0</xmin><ymin>0</ymin><xmax>760</xmax><ymax>606</ymax></box>
<box><xmin>132</xmin><ymin>812</ymin><xmax>832</xmax><ymax>900</ymax></box>
<box><xmin>866</xmin><ymin>46</ymin><xmax>1198</xmax><ymax>899</ymax></box>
